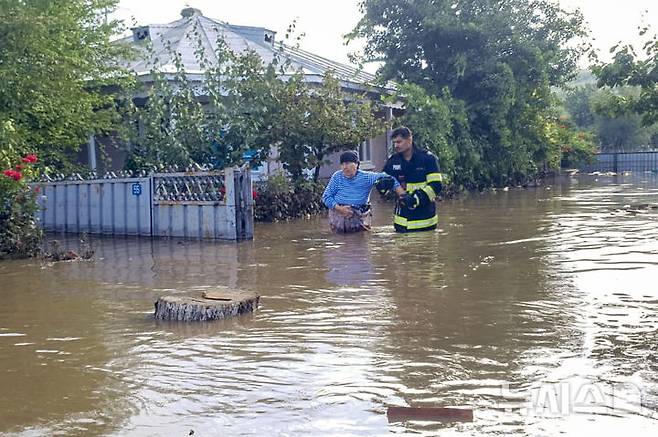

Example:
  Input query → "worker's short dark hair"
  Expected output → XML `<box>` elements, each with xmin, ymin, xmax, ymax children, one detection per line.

<box><xmin>391</xmin><ymin>126</ymin><xmax>412</xmax><ymax>139</ymax></box>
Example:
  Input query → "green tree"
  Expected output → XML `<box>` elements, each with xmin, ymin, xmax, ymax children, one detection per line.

<box><xmin>561</xmin><ymin>83</ymin><xmax>656</xmax><ymax>152</ymax></box>
<box><xmin>268</xmin><ymin>72</ymin><xmax>383</xmax><ymax>182</ymax></box>
<box><xmin>0</xmin><ymin>0</ymin><xmax>134</xmax><ymax>172</ymax></box>
<box><xmin>127</xmin><ymin>25</ymin><xmax>382</xmax><ymax>181</ymax></box>
<box><xmin>351</xmin><ymin>0</ymin><xmax>590</xmax><ymax>186</ymax></box>
<box><xmin>592</xmin><ymin>28</ymin><xmax>658</xmax><ymax>126</ymax></box>
<box><xmin>595</xmin><ymin>113</ymin><xmax>651</xmax><ymax>152</ymax></box>
<box><xmin>545</xmin><ymin>119</ymin><xmax>596</xmax><ymax>168</ymax></box>
<box><xmin>389</xmin><ymin>83</ymin><xmax>484</xmax><ymax>189</ymax></box>
<box><xmin>127</xmin><ymin>27</ymin><xmax>274</xmax><ymax>171</ymax></box>
<box><xmin>564</xmin><ymin>84</ymin><xmax>598</xmax><ymax>129</ymax></box>
<box><xmin>127</xmin><ymin>40</ymin><xmax>209</xmax><ymax>170</ymax></box>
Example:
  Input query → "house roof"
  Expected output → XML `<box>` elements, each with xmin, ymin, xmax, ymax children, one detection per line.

<box><xmin>116</xmin><ymin>8</ymin><xmax>394</xmax><ymax>94</ymax></box>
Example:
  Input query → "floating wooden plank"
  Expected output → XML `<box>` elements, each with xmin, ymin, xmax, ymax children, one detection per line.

<box><xmin>387</xmin><ymin>406</ymin><xmax>473</xmax><ymax>422</ymax></box>
<box><xmin>154</xmin><ymin>290</ymin><xmax>259</xmax><ymax>322</ymax></box>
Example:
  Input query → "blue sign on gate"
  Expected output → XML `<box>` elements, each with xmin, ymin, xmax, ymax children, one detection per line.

<box><xmin>131</xmin><ymin>183</ymin><xmax>142</xmax><ymax>196</ymax></box>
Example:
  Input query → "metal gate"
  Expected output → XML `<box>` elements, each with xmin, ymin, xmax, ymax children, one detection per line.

<box><xmin>35</xmin><ymin>168</ymin><xmax>253</xmax><ymax>240</ymax></box>
<box><xmin>579</xmin><ymin>151</ymin><xmax>658</xmax><ymax>173</ymax></box>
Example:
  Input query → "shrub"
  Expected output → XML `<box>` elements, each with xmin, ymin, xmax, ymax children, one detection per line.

<box><xmin>254</xmin><ymin>172</ymin><xmax>326</xmax><ymax>222</ymax></box>
<box><xmin>0</xmin><ymin>154</ymin><xmax>42</xmax><ymax>259</ymax></box>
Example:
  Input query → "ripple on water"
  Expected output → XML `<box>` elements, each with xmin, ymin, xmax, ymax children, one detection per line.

<box><xmin>2</xmin><ymin>176</ymin><xmax>658</xmax><ymax>436</ymax></box>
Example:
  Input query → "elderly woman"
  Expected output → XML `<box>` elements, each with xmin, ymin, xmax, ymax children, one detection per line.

<box><xmin>322</xmin><ymin>150</ymin><xmax>403</xmax><ymax>233</ymax></box>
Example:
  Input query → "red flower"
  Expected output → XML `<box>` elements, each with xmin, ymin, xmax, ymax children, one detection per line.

<box><xmin>21</xmin><ymin>154</ymin><xmax>38</xmax><ymax>164</ymax></box>
<box><xmin>15</xmin><ymin>164</ymin><xmax>23</xmax><ymax>170</ymax></box>
<box><xmin>3</xmin><ymin>169</ymin><xmax>23</xmax><ymax>181</ymax></box>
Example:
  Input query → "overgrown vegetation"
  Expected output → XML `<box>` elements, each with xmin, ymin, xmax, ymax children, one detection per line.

<box><xmin>0</xmin><ymin>0</ymin><xmax>134</xmax><ymax>172</ymax></box>
<box><xmin>254</xmin><ymin>172</ymin><xmax>326</xmax><ymax>222</ymax></box>
<box><xmin>560</xmin><ymin>82</ymin><xmax>658</xmax><ymax>152</ymax></box>
<box><xmin>558</xmin><ymin>26</ymin><xmax>658</xmax><ymax>153</ymax></box>
<box><xmin>352</xmin><ymin>0</ymin><xmax>596</xmax><ymax>188</ymax></box>
<box><xmin>592</xmin><ymin>27</ymin><xmax>658</xmax><ymax>127</ymax></box>
<box><xmin>0</xmin><ymin>154</ymin><xmax>42</xmax><ymax>259</ymax></box>
<box><xmin>126</xmin><ymin>21</ymin><xmax>382</xmax><ymax>182</ymax></box>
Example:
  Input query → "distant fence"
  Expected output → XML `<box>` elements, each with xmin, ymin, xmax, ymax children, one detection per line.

<box><xmin>34</xmin><ymin>167</ymin><xmax>253</xmax><ymax>240</ymax></box>
<box><xmin>578</xmin><ymin>151</ymin><xmax>658</xmax><ymax>173</ymax></box>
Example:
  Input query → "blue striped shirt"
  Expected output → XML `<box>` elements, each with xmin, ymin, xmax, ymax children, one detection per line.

<box><xmin>322</xmin><ymin>170</ymin><xmax>400</xmax><ymax>209</ymax></box>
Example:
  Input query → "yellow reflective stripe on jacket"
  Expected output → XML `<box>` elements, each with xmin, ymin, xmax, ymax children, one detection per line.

<box><xmin>422</xmin><ymin>185</ymin><xmax>436</xmax><ymax>201</ymax></box>
<box><xmin>405</xmin><ymin>173</ymin><xmax>443</xmax><ymax>192</ymax></box>
<box><xmin>393</xmin><ymin>214</ymin><xmax>438</xmax><ymax>229</ymax></box>
<box><xmin>407</xmin><ymin>215</ymin><xmax>438</xmax><ymax>229</ymax></box>
<box><xmin>405</xmin><ymin>181</ymin><xmax>427</xmax><ymax>191</ymax></box>
<box><xmin>404</xmin><ymin>182</ymin><xmax>436</xmax><ymax>201</ymax></box>
<box><xmin>394</xmin><ymin>215</ymin><xmax>407</xmax><ymax>226</ymax></box>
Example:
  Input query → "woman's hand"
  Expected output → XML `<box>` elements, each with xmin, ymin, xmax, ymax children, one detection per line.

<box><xmin>335</xmin><ymin>205</ymin><xmax>354</xmax><ymax>218</ymax></box>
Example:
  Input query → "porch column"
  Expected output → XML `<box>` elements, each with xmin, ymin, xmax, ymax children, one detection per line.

<box><xmin>385</xmin><ymin>106</ymin><xmax>394</xmax><ymax>153</ymax></box>
<box><xmin>88</xmin><ymin>134</ymin><xmax>97</xmax><ymax>171</ymax></box>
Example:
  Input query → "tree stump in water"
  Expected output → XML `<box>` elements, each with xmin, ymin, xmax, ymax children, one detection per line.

<box><xmin>154</xmin><ymin>290</ymin><xmax>260</xmax><ymax>321</ymax></box>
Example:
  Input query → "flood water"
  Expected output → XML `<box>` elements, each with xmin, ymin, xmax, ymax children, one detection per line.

<box><xmin>1</xmin><ymin>174</ymin><xmax>658</xmax><ymax>436</ymax></box>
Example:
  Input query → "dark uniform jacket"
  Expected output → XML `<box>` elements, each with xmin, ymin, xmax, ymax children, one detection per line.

<box><xmin>383</xmin><ymin>147</ymin><xmax>443</xmax><ymax>232</ymax></box>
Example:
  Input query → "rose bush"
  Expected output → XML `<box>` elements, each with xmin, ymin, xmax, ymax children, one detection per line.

<box><xmin>0</xmin><ymin>154</ymin><xmax>42</xmax><ymax>259</ymax></box>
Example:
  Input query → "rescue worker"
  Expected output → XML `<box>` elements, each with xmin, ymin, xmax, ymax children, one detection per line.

<box><xmin>322</xmin><ymin>150</ymin><xmax>404</xmax><ymax>233</ymax></box>
<box><xmin>380</xmin><ymin>126</ymin><xmax>444</xmax><ymax>233</ymax></box>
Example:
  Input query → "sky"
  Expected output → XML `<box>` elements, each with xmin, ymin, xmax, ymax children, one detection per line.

<box><xmin>114</xmin><ymin>0</ymin><xmax>657</xmax><ymax>72</ymax></box>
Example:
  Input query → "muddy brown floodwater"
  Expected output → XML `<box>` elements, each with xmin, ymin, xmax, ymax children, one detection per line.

<box><xmin>1</xmin><ymin>174</ymin><xmax>658</xmax><ymax>436</ymax></box>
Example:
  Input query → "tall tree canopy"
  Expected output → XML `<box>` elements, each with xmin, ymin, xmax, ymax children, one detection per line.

<box><xmin>351</xmin><ymin>0</ymin><xmax>591</xmax><ymax>187</ymax></box>
<box><xmin>592</xmin><ymin>28</ymin><xmax>658</xmax><ymax>127</ymax></box>
<box><xmin>0</xmin><ymin>0</ymin><xmax>133</xmax><ymax>170</ymax></box>
<box><xmin>562</xmin><ymin>83</ymin><xmax>658</xmax><ymax>152</ymax></box>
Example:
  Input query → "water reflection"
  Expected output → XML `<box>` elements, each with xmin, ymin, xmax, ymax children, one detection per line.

<box><xmin>52</xmin><ymin>237</ymin><xmax>243</xmax><ymax>290</ymax></box>
<box><xmin>323</xmin><ymin>233</ymin><xmax>375</xmax><ymax>287</ymax></box>
<box><xmin>0</xmin><ymin>275</ymin><xmax>135</xmax><ymax>436</ymax></box>
<box><xmin>372</xmin><ymin>186</ymin><xmax>585</xmax><ymax>434</ymax></box>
